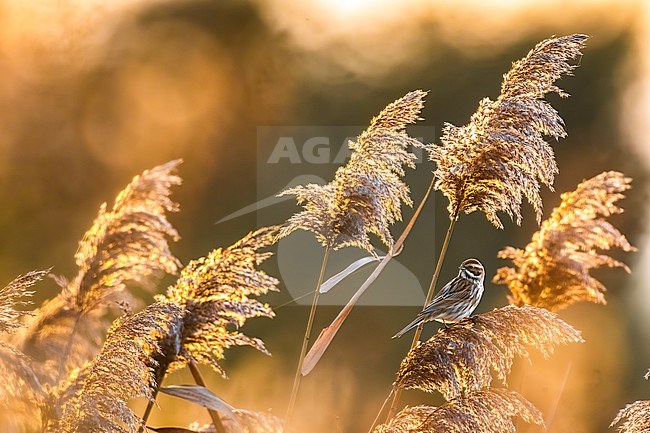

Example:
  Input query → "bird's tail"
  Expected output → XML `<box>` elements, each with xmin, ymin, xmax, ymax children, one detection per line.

<box><xmin>392</xmin><ymin>316</ymin><xmax>423</xmax><ymax>339</ymax></box>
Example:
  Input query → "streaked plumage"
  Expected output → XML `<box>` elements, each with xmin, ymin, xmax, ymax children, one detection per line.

<box><xmin>393</xmin><ymin>258</ymin><xmax>485</xmax><ymax>338</ymax></box>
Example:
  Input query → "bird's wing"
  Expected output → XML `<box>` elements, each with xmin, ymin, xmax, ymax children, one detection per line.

<box><xmin>419</xmin><ymin>279</ymin><xmax>471</xmax><ymax>315</ymax></box>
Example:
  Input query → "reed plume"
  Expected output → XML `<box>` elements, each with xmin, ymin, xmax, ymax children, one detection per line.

<box><xmin>378</xmin><ymin>305</ymin><xmax>582</xmax><ymax>430</ymax></box>
<box><xmin>612</xmin><ymin>400</ymin><xmax>650</xmax><ymax>433</ymax></box>
<box><xmin>282</xmin><ymin>91</ymin><xmax>427</xmax><ymax>425</ymax></box>
<box><xmin>16</xmin><ymin>160</ymin><xmax>182</xmax><ymax>384</ymax></box>
<box><xmin>279</xmin><ymin>90</ymin><xmax>426</xmax><ymax>253</ymax></box>
<box><xmin>395</xmin><ymin>305</ymin><xmax>582</xmax><ymax>400</ymax></box>
<box><xmin>159</xmin><ymin>226</ymin><xmax>280</xmax><ymax>374</ymax></box>
<box><xmin>384</xmin><ymin>35</ymin><xmax>589</xmax><ymax>419</ymax></box>
<box><xmin>494</xmin><ymin>171</ymin><xmax>634</xmax><ymax>311</ymax></box>
<box><xmin>0</xmin><ymin>271</ymin><xmax>48</xmax><ymax>420</ymax></box>
<box><xmin>145</xmin><ymin>411</ymin><xmax>285</xmax><ymax>433</ymax></box>
<box><xmin>181</xmin><ymin>410</ymin><xmax>284</xmax><ymax>432</ymax></box>
<box><xmin>0</xmin><ymin>271</ymin><xmax>48</xmax><ymax>335</ymax></box>
<box><xmin>223</xmin><ymin>410</ymin><xmax>285</xmax><ymax>433</ymax></box>
<box><xmin>0</xmin><ymin>344</ymin><xmax>41</xmax><ymax>412</ymax></box>
<box><xmin>427</xmin><ymin>34</ymin><xmax>587</xmax><ymax>227</ymax></box>
<box><xmin>42</xmin><ymin>365</ymin><xmax>89</xmax><ymax>430</ymax></box>
<box><xmin>51</xmin><ymin>227</ymin><xmax>280</xmax><ymax>432</ymax></box>
<box><xmin>374</xmin><ymin>389</ymin><xmax>543</xmax><ymax>433</ymax></box>
<box><xmin>55</xmin><ymin>302</ymin><xmax>185</xmax><ymax>433</ymax></box>
<box><xmin>610</xmin><ymin>371</ymin><xmax>649</xmax><ymax>433</ymax></box>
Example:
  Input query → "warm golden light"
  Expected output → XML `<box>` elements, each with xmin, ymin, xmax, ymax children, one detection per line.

<box><xmin>0</xmin><ymin>1</ymin><xmax>647</xmax><ymax>432</ymax></box>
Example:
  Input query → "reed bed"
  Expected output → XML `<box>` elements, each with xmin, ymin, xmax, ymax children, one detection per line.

<box><xmin>0</xmin><ymin>33</ymin><xmax>644</xmax><ymax>433</ymax></box>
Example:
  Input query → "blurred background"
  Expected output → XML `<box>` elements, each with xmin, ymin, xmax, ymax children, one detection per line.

<box><xmin>0</xmin><ymin>0</ymin><xmax>648</xmax><ymax>432</ymax></box>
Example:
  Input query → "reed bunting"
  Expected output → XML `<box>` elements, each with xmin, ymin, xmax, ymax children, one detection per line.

<box><xmin>393</xmin><ymin>258</ymin><xmax>485</xmax><ymax>338</ymax></box>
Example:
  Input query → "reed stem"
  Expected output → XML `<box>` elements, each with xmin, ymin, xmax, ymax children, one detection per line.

<box><xmin>188</xmin><ymin>359</ymin><xmax>227</xmax><ymax>433</ymax></box>
<box><xmin>301</xmin><ymin>175</ymin><xmax>436</xmax><ymax>377</ymax></box>
<box><xmin>385</xmin><ymin>209</ymin><xmax>459</xmax><ymax>422</ymax></box>
<box><xmin>367</xmin><ymin>387</ymin><xmax>396</xmax><ymax>433</ymax></box>
<box><xmin>138</xmin><ymin>364</ymin><xmax>169</xmax><ymax>433</ymax></box>
<box><xmin>285</xmin><ymin>247</ymin><xmax>331</xmax><ymax>427</ymax></box>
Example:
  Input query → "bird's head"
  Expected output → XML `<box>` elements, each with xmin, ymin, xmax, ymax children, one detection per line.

<box><xmin>459</xmin><ymin>258</ymin><xmax>485</xmax><ymax>281</ymax></box>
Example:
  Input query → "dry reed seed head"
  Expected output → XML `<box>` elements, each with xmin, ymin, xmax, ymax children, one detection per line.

<box><xmin>182</xmin><ymin>423</ymin><xmax>220</xmax><ymax>432</ymax></box>
<box><xmin>396</xmin><ymin>305</ymin><xmax>582</xmax><ymax>400</ymax></box>
<box><xmin>609</xmin><ymin>370</ymin><xmax>650</xmax><ymax>433</ymax></box>
<box><xmin>278</xmin><ymin>90</ymin><xmax>426</xmax><ymax>254</ymax></box>
<box><xmin>16</xmin><ymin>160</ymin><xmax>183</xmax><ymax>385</ymax></box>
<box><xmin>185</xmin><ymin>410</ymin><xmax>286</xmax><ymax>433</ymax></box>
<box><xmin>0</xmin><ymin>271</ymin><xmax>47</xmax><ymax>423</ymax></box>
<box><xmin>56</xmin><ymin>301</ymin><xmax>185</xmax><ymax>433</ymax></box>
<box><xmin>73</xmin><ymin>159</ymin><xmax>183</xmax><ymax>311</ymax></box>
<box><xmin>0</xmin><ymin>341</ymin><xmax>44</xmax><ymax>422</ymax></box>
<box><xmin>43</xmin><ymin>365</ymin><xmax>91</xmax><ymax>430</ymax></box>
<box><xmin>160</xmin><ymin>226</ymin><xmax>280</xmax><ymax>374</ymax></box>
<box><xmin>494</xmin><ymin>171</ymin><xmax>634</xmax><ymax>311</ymax></box>
<box><xmin>14</xmin><ymin>295</ymin><xmax>107</xmax><ymax>384</ymax></box>
<box><xmin>0</xmin><ymin>270</ymin><xmax>48</xmax><ymax>335</ymax></box>
<box><xmin>222</xmin><ymin>409</ymin><xmax>286</xmax><ymax>433</ymax></box>
<box><xmin>427</xmin><ymin>34</ymin><xmax>588</xmax><ymax>228</ymax></box>
<box><xmin>611</xmin><ymin>400</ymin><xmax>650</xmax><ymax>433</ymax></box>
<box><xmin>374</xmin><ymin>388</ymin><xmax>543</xmax><ymax>433</ymax></box>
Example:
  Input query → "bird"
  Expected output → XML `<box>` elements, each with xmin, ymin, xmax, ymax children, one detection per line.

<box><xmin>392</xmin><ymin>258</ymin><xmax>485</xmax><ymax>338</ymax></box>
